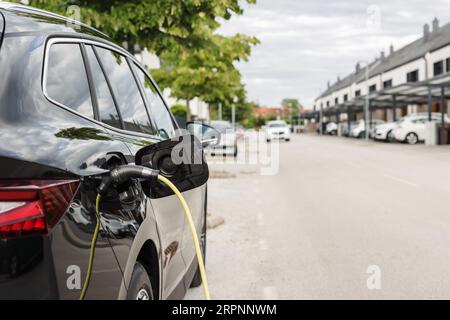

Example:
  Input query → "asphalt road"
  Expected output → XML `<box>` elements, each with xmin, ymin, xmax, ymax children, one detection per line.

<box><xmin>186</xmin><ymin>134</ymin><xmax>450</xmax><ymax>299</ymax></box>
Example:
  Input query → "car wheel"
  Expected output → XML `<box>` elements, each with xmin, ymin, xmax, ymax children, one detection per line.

<box><xmin>190</xmin><ymin>189</ymin><xmax>207</xmax><ymax>288</ymax></box>
<box><xmin>406</xmin><ymin>132</ymin><xmax>419</xmax><ymax>145</ymax></box>
<box><xmin>266</xmin><ymin>139</ymin><xmax>271</xmax><ymax>143</ymax></box>
<box><xmin>285</xmin><ymin>138</ymin><xmax>290</xmax><ymax>142</ymax></box>
<box><xmin>386</xmin><ymin>130</ymin><xmax>395</xmax><ymax>142</ymax></box>
<box><xmin>358</xmin><ymin>132</ymin><xmax>364</xmax><ymax>139</ymax></box>
<box><xmin>127</xmin><ymin>262</ymin><xmax>154</xmax><ymax>300</ymax></box>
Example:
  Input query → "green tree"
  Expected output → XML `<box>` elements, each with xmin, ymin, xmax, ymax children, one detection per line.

<box><xmin>281</xmin><ymin>98</ymin><xmax>301</xmax><ymax>110</ymax></box>
<box><xmin>170</xmin><ymin>104</ymin><xmax>187</xmax><ymax>118</ymax></box>
<box><xmin>281</xmin><ymin>98</ymin><xmax>304</xmax><ymax>123</ymax></box>
<box><xmin>152</xmin><ymin>33</ymin><xmax>258</xmax><ymax>120</ymax></box>
<box><xmin>17</xmin><ymin>0</ymin><xmax>256</xmax><ymax>55</ymax></box>
<box><xmin>17</xmin><ymin>0</ymin><xmax>259</xmax><ymax>121</ymax></box>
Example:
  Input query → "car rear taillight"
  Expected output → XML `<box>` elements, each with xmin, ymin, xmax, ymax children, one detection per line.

<box><xmin>0</xmin><ymin>180</ymin><xmax>80</xmax><ymax>239</ymax></box>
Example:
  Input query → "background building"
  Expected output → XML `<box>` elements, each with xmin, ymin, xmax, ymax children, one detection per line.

<box><xmin>314</xmin><ymin>18</ymin><xmax>450</xmax><ymax>127</ymax></box>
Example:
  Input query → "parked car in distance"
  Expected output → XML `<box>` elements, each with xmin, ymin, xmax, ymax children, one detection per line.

<box><xmin>0</xmin><ymin>3</ymin><xmax>211</xmax><ymax>300</ymax></box>
<box><xmin>316</xmin><ymin>121</ymin><xmax>329</xmax><ymax>135</ymax></box>
<box><xmin>393</xmin><ymin>113</ymin><xmax>450</xmax><ymax>144</ymax></box>
<box><xmin>265</xmin><ymin>120</ymin><xmax>291</xmax><ymax>142</ymax></box>
<box><xmin>374</xmin><ymin>120</ymin><xmax>400</xmax><ymax>142</ymax></box>
<box><xmin>209</xmin><ymin>120</ymin><xmax>238</xmax><ymax>157</ymax></box>
<box><xmin>340</xmin><ymin>122</ymin><xmax>358</xmax><ymax>137</ymax></box>
<box><xmin>325</xmin><ymin>122</ymin><xmax>338</xmax><ymax>135</ymax></box>
<box><xmin>350</xmin><ymin>120</ymin><xmax>385</xmax><ymax>139</ymax></box>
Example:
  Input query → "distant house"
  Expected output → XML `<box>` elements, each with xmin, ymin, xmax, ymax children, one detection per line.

<box><xmin>315</xmin><ymin>17</ymin><xmax>450</xmax><ymax>123</ymax></box>
<box><xmin>253</xmin><ymin>106</ymin><xmax>280</xmax><ymax>118</ymax></box>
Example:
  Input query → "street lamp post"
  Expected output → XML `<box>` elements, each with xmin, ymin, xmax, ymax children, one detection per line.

<box><xmin>232</xmin><ymin>96</ymin><xmax>238</xmax><ymax>129</ymax></box>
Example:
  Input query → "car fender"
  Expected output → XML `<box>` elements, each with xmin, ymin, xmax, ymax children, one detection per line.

<box><xmin>117</xmin><ymin>197</ymin><xmax>162</xmax><ymax>300</ymax></box>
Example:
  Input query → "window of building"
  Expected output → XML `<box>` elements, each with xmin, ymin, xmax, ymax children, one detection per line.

<box><xmin>343</xmin><ymin>94</ymin><xmax>348</xmax><ymax>102</ymax></box>
<box><xmin>446</xmin><ymin>58</ymin><xmax>450</xmax><ymax>73</ymax></box>
<box><xmin>434</xmin><ymin>60</ymin><xmax>444</xmax><ymax>76</ymax></box>
<box><xmin>355</xmin><ymin>90</ymin><xmax>361</xmax><ymax>97</ymax></box>
<box><xmin>46</xmin><ymin>43</ymin><xmax>93</xmax><ymax>118</ymax></box>
<box><xmin>85</xmin><ymin>46</ymin><xmax>121</xmax><ymax>129</ymax></box>
<box><xmin>326</xmin><ymin>101</ymin><xmax>330</xmax><ymax>107</ymax></box>
<box><xmin>406</xmin><ymin>70</ymin><xmax>419</xmax><ymax>83</ymax></box>
<box><xmin>334</xmin><ymin>97</ymin><xmax>339</xmax><ymax>105</ymax></box>
<box><xmin>132</xmin><ymin>64</ymin><xmax>176</xmax><ymax>139</ymax></box>
<box><xmin>94</xmin><ymin>47</ymin><xmax>154</xmax><ymax>134</ymax></box>
<box><xmin>383</xmin><ymin>79</ymin><xmax>392</xmax><ymax>89</ymax></box>
<box><xmin>369</xmin><ymin>84</ymin><xmax>377</xmax><ymax>93</ymax></box>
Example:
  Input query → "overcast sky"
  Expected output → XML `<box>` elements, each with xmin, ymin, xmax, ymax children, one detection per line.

<box><xmin>219</xmin><ymin>0</ymin><xmax>450</xmax><ymax>108</ymax></box>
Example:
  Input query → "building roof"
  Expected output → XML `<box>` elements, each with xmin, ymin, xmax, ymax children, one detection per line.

<box><xmin>317</xmin><ymin>18</ymin><xmax>450</xmax><ymax>101</ymax></box>
<box><xmin>253</xmin><ymin>107</ymin><xmax>280</xmax><ymax>117</ymax></box>
<box><xmin>317</xmin><ymin>59</ymin><xmax>381</xmax><ymax>99</ymax></box>
<box><xmin>369</xmin><ymin>21</ymin><xmax>450</xmax><ymax>77</ymax></box>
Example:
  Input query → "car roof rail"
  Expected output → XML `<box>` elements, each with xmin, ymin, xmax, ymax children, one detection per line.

<box><xmin>0</xmin><ymin>1</ymin><xmax>108</xmax><ymax>38</ymax></box>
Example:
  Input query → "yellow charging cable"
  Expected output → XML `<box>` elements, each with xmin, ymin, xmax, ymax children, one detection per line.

<box><xmin>157</xmin><ymin>175</ymin><xmax>211</xmax><ymax>300</ymax></box>
<box><xmin>80</xmin><ymin>176</ymin><xmax>210</xmax><ymax>300</ymax></box>
<box><xmin>79</xmin><ymin>194</ymin><xmax>101</xmax><ymax>300</ymax></box>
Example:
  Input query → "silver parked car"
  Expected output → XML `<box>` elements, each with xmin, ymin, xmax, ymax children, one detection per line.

<box><xmin>209</xmin><ymin>120</ymin><xmax>238</xmax><ymax>157</ymax></box>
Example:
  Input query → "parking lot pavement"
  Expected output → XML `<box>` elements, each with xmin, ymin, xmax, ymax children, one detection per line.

<box><xmin>186</xmin><ymin>134</ymin><xmax>450</xmax><ymax>299</ymax></box>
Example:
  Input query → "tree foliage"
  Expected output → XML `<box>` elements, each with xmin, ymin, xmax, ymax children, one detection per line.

<box><xmin>16</xmin><ymin>0</ymin><xmax>259</xmax><ymax>120</ymax></box>
<box><xmin>17</xmin><ymin>0</ymin><xmax>256</xmax><ymax>55</ymax></box>
<box><xmin>152</xmin><ymin>33</ymin><xmax>258</xmax><ymax>120</ymax></box>
<box><xmin>170</xmin><ymin>104</ymin><xmax>188</xmax><ymax>118</ymax></box>
<box><xmin>281</xmin><ymin>98</ymin><xmax>301</xmax><ymax>110</ymax></box>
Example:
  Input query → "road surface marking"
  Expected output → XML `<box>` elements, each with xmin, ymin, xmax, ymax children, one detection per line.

<box><xmin>262</xmin><ymin>286</ymin><xmax>279</xmax><ymax>300</ymax></box>
<box><xmin>383</xmin><ymin>174</ymin><xmax>420</xmax><ymax>188</ymax></box>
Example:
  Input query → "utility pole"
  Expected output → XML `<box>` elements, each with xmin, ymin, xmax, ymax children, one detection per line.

<box><xmin>218</xmin><ymin>103</ymin><xmax>222</xmax><ymax>121</ymax></box>
<box><xmin>232</xmin><ymin>105</ymin><xmax>236</xmax><ymax>129</ymax></box>
<box><xmin>358</xmin><ymin>60</ymin><xmax>370</xmax><ymax>141</ymax></box>
<box><xmin>232</xmin><ymin>97</ymin><xmax>238</xmax><ymax>129</ymax></box>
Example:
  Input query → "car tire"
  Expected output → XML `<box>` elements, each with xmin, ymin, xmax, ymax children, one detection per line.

<box><xmin>358</xmin><ymin>132</ymin><xmax>364</xmax><ymax>139</ymax></box>
<box><xmin>285</xmin><ymin>138</ymin><xmax>290</xmax><ymax>142</ymax></box>
<box><xmin>386</xmin><ymin>130</ymin><xmax>395</xmax><ymax>143</ymax></box>
<box><xmin>190</xmin><ymin>189</ymin><xmax>207</xmax><ymax>288</ymax></box>
<box><xmin>405</xmin><ymin>132</ymin><xmax>419</xmax><ymax>145</ymax></box>
<box><xmin>127</xmin><ymin>262</ymin><xmax>154</xmax><ymax>300</ymax></box>
<box><xmin>266</xmin><ymin>139</ymin><xmax>271</xmax><ymax>143</ymax></box>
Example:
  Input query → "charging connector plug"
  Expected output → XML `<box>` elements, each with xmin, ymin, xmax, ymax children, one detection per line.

<box><xmin>98</xmin><ymin>165</ymin><xmax>159</xmax><ymax>195</ymax></box>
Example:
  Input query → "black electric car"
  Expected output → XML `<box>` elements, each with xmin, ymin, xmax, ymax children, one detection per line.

<box><xmin>0</xmin><ymin>3</ymin><xmax>216</xmax><ymax>300</ymax></box>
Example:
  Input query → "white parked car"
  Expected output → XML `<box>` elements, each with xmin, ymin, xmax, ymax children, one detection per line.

<box><xmin>325</xmin><ymin>122</ymin><xmax>338</xmax><ymax>135</ymax></box>
<box><xmin>393</xmin><ymin>113</ymin><xmax>449</xmax><ymax>144</ymax></box>
<box><xmin>265</xmin><ymin>120</ymin><xmax>291</xmax><ymax>142</ymax></box>
<box><xmin>374</xmin><ymin>121</ymin><xmax>400</xmax><ymax>142</ymax></box>
<box><xmin>350</xmin><ymin>119</ymin><xmax>385</xmax><ymax>139</ymax></box>
<box><xmin>209</xmin><ymin>120</ymin><xmax>238</xmax><ymax>156</ymax></box>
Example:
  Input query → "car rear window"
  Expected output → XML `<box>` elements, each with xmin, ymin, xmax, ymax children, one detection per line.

<box><xmin>269</xmin><ymin>123</ymin><xmax>286</xmax><ymax>128</ymax></box>
<box><xmin>94</xmin><ymin>46</ymin><xmax>155</xmax><ymax>135</ymax></box>
<box><xmin>46</xmin><ymin>43</ymin><xmax>94</xmax><ymax>118</ymax></box>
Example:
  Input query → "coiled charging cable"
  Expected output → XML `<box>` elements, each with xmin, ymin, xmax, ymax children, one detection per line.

<box><xmin>79</xmin><ymin>166</ymin><xmax>210</xmax><ymax>300</ymax></box>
